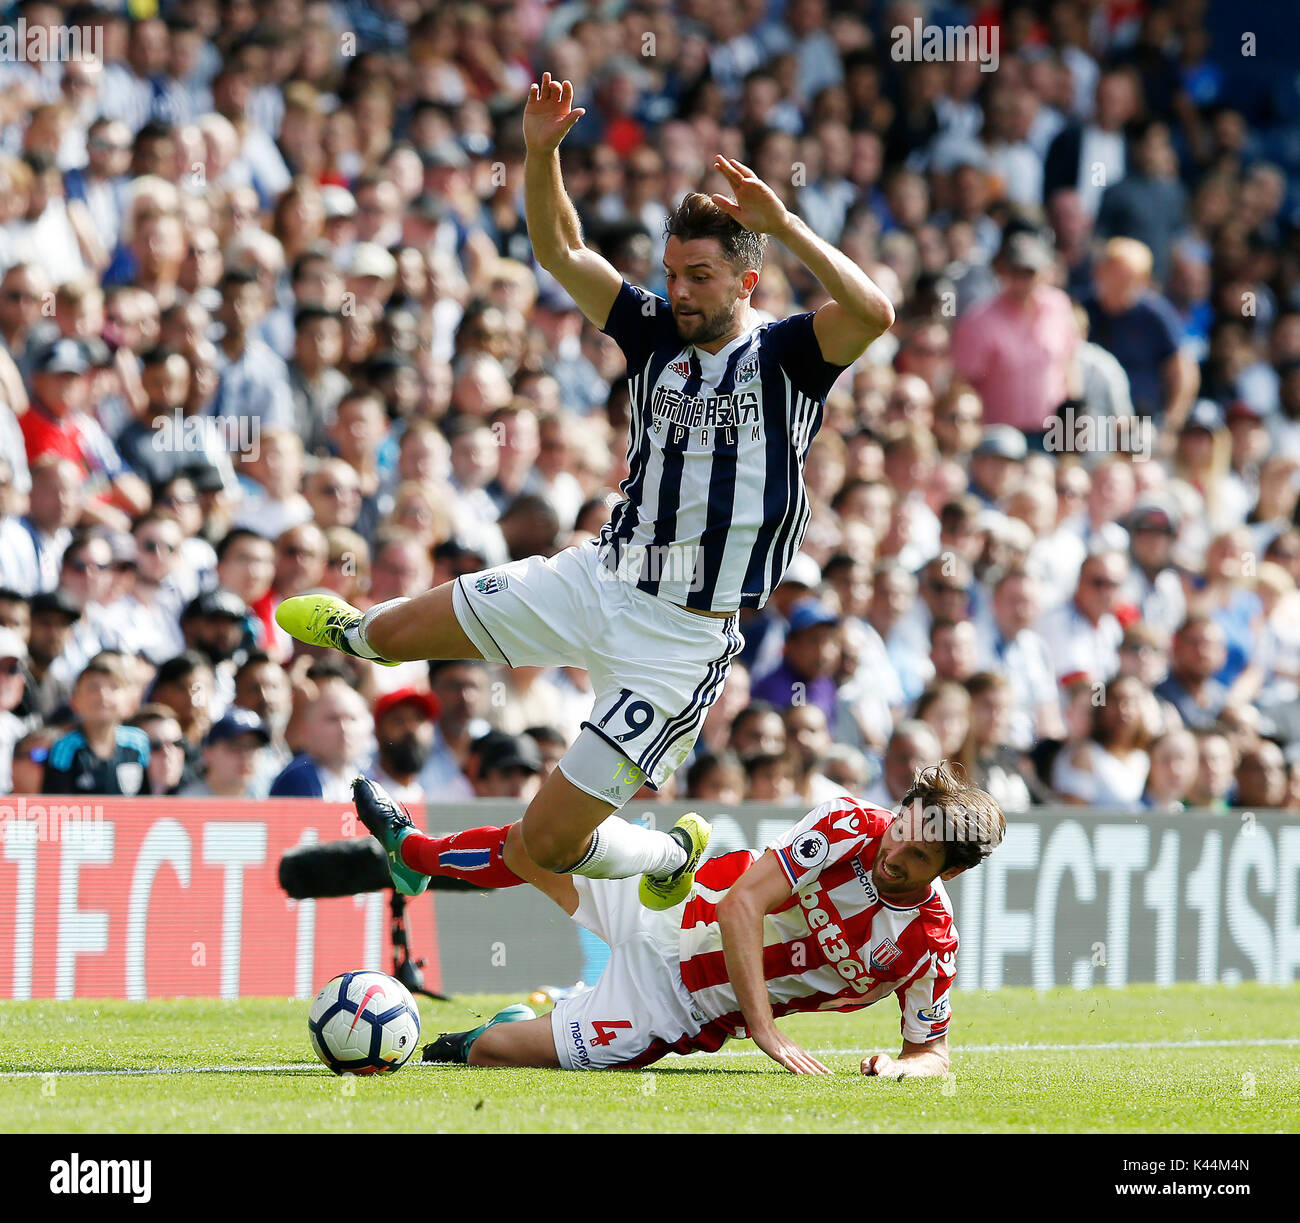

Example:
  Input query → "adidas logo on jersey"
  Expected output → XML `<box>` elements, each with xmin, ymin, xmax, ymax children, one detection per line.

<box><xmin>668</xmin><ymin>359</ymin><xmax>691</xmax><ymax>379</ymax></box>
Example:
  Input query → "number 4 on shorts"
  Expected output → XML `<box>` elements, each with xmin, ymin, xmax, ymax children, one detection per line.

<box><xmin>591</xmin><ymin>1020</ymin><xmax>633</xmax><ymax>1047</ymax></box>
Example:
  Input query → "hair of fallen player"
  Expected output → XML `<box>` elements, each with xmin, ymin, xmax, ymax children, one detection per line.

<box><xmin>900</xmin><ymin>759</ymin><xmax>1006</xmax><ymax>873</ymax></box>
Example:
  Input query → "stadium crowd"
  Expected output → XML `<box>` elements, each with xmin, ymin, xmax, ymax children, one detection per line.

<box><xmin>1</xmin><ymin>0</ymin><xmax>1299</xmax><ymax>814</ymax></box>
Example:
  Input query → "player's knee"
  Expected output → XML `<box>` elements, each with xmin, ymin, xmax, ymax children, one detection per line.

<box><xmin>519</xmin><ymin>818</ymin><xmax>583</xmax><ymax>873</ymax></box>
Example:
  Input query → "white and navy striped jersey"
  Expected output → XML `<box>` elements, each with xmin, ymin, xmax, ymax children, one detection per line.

<box><xmin>597</xmin><ymin>282</ymin><xmax>848</xmax><ymax>612</ymax></box>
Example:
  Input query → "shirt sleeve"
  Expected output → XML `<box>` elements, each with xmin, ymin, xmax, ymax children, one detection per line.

<box><xmin>42</xmin><ymin>733</ymin><xmax>80</xmax><ymax>794</ymax></box>
<box><xmin>950</xmin><ymin>308</ymin><xmax>991</xmax><ymax>388</ymax></box>
<box><xmin>762</xmin><ymin>310</ymin><xmax>849</xmax><ymax>401</ymax></box>
<box><xmin>1151</xmin><ymin>297</ymin><xmax>1184</xmax><ymax>362</ymax></box>
<box><xmin>766</xmin><ymin>797</ymin><xmax>882</xmax><ymax>891</ymax></box>
<box><xmin>600</xmin><ymin>280</ymin><xmax>675</xmax><ymax>371</ymax></box>
<box><xmin>896</xmin><ymin>945</ymin><xmax>956</xmax><ymax>1043</ymax></box>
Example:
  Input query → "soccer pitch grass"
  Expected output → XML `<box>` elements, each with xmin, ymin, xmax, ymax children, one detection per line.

<box><xmin>1</xmin><ymin>984</ymin><xmax>1296</xmax><ymax>1134</ymax></box>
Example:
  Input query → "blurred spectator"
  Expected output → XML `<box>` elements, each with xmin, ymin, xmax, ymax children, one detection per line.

<box><xmin>365</xmin><ymin>686</ymin><xmax>441</xmax><ymax>803</ymax></box>
<box><xmin>1140</xmin><ymin>728</ymin><xmax>1199</xmax><ymax>812</ymax></box>
<box><xmin>977</xmin><ymin>567</ymin><xmax>1063</xmax><ymax>749</ymax></box>
<box><xmin>686</xmin><ymin>750</ymin><xmax>746</xmax><ymax>804</ymax></box>
<box><xmin>1122</xmin><ymin>499</ymin><xmax>1186</xmax><ymax>636</ymax></box>
<box><xmin>1038</xmin><ymin>549</ymin><xmax>1128</xmax><ymax>682</ymax></box>
<box><xmin>211</xmin><ymin>268</ymin><xmax>293</xmax><ymax>429</ymax></box>
<box><xmin>233</xmin><ymin>650</ymin><xmax>294</xmax><ymax>794</ymax></box>
<box><xmin>43</xmin><ymin>652</ymin><xmax>150</xmax><ymax>795</ymax></box>
<box><xmin>744</xmin><ymin>751</ymin><xmax>797</xmax><ymax>805</ymax></box>
<box><xmin>1189</xmin><ymin>726</ymin><xmax>1237</xmax><ymax>809</ymax></box>
<box><xmin>1233</xmin><ymin>739</ymin><xmax>1288</xmax><ymax>809</ymax></box>
<box><xmin>1155</xmin><ymin>616</ymin><xmax>1230</xmax><ymax>729</ymax></box>
<box><xmin>1043</xmin><ymin>66</ymin><xmax>1141</xmax><ymax>217</ymax></box>
<box><xmin>128</xmin><ymin>703</ymin><xmax>188</xmax><ymax>798</ymax></box>
<box><xmin>421</xmin><ymin>660</ymin><xmax>491</xmax><ymax>800</ymax></box>
<box><xmin>179</xmin><ymin>707</ymin><xmax>270</xmax><ymax>799</ymax></box>
<box><xmin>0</xmin><ymin>627</ymin><xmax>28</xmax><ymax>791</ymax></box>
<box><xmin>959</xmin><ymin>672</ymin><xmax>1034</xmax><ymax>813</ymax></box>
<box><xmin>1095</xmin><ymin>119</ymin><xmax>1186</xmax><ymax>285</ymax></box>
<box><xmin>271</xmin><ymin>670</ymin><xmax>372</xmax><ymax>801</ymax></box>
<box><xmin>751</xmin><ymin>600</ymin><xmax>840</xmax><ymax>721</ymax></box>
<box><xmin>524</xmin><ymin>724</ymin><xmax>567</xmax><ymax>785</ymax></box>
<box><xmin>864</xmin><ymin>720</ymin><xmax>941</xmax><ymax>809</ymax></box>
<box><xmin>473</xmin><ymin>731</ymin><xmax>542</xmax><ymax>802</ymax></box>
<box><xmin>1086</xmin><ymin>238</ymin><xmax>1198</xmax><ymax>426</ymax></box>
<box><xmin>1052</xmin><ymin>674</ymin><xmax>1151</xmax><ymax>808</ymax></box>
<box><xmin>22</xmin><ymin>338</ymin><xmax>149</xmax><ymax>525</ymax></box>
<box><xmin>728</xmin><ymin>700</ymin><xmax>787</xmax><ymax>761</ymax></box>
<box><xmin>148</xmin><ymin>650</ymin><xmax>216</xmax><ymax>775</ymax></box>
<box><xmin>951</xmin><ymin>232</ymin><xmax>1078</xmax><ymax>438</ymax></box>
<box><xmin>914</xmin><ymin>681</ymin><xmax>971</xmax><ymax>762</ymax></box>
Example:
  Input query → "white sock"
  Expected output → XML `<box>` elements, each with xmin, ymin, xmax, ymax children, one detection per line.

<box><xmin>345</xmin><ymin>597</ymin><xmax>408</xmax><ymax>660</ymax></box>
<box><xmin>568</xmin><ymin>816</ymin><xmax>688</xmax><ymax>880</ymax></box>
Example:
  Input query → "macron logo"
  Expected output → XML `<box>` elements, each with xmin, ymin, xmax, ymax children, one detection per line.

<box><xmin>50</xmin><ymin>1154</ymin><xmax>151</xmax><ymax>1204</ymax></box>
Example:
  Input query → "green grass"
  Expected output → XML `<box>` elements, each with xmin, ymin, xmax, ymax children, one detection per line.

<box><xmin>1</xmin><ymin>984</ymin><xmax>1296</xmax><ymax>1133</ymax></box>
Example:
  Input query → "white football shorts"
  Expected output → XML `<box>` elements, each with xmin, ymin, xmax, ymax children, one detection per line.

<box><xmin>451</xmin><ymin>540</ymin><xmax>742</xmax><ymax>790</ymax></box>
<box><xmin>550</xmin><ymin>875</ymin><xmax>709</xmax><ymax>1070</ymax></box>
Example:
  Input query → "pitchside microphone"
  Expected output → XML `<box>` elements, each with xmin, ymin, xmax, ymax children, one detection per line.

<box><xmin>278</xmin><ymin>837</ymin><xmax>479</xmax><ymax>899</ymax></box>
<box><xmin>278</xmin><ymin>837</ymin><xmax>477</xmax><ymax>1003</ymax></box>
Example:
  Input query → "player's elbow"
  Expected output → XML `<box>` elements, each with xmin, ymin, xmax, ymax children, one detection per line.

<box><xmin>873</xmin><ymin>296</ymin><xmax>896</xmax><ymax>334</ymax></box>
<box><xmin>529</xmin><ymin>242</ymin><xmax>562</xmax><ymax>274</ymax></box>
<box><xmin>715</xmin><ymin>889</ymin><xmax>752</xmax><ymax>926</ymax></box>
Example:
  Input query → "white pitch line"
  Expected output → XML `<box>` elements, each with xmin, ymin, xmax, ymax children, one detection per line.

<box><xmin>1</xmin><ymin>1036</ymin><xmax>1298</xmax><ymax>1078</ymax></box>
<box><xmin>718</xmin><ymin>1036</ymin><xmax>1300</xmax><ymax>1056</ymax></box>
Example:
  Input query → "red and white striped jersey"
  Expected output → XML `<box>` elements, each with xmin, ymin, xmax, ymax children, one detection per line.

<box><xmin>677</xmin><ymin>797</ymin><xmax>958</xmax><ymax>1048</ymax></box>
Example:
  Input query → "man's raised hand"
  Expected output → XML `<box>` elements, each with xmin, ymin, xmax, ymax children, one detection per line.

<box><xmin>524</xmin><ymin>73</ymin><xmax>586</xmax><ymax>153</ymax></box>
<box><xmin>709</xmin><ymin>155</ymin><xmax>790</xmax><ymax>235</ymax></box>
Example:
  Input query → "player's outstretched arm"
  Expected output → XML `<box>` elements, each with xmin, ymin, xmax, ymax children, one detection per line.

<box><xmin>862</xmin><ymin>1036</ymin><xmax>950</xmax><ymax>1080</ymax></box>
<box><xmin>523</xmin><ymin>72</ymin><xmax>622</xmax><ymax>329</ymax></box>
<box><xmin>717</xmin><ymin>853</ymin><xmax>833</xmax><ymax>1075</ymax></box>
<box><xmin>710</xmin><ymin>155</ymin><xmax>896</xmax><ymax>366</ymax></box>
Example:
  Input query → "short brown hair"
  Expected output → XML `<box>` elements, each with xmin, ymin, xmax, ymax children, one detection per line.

<box><xmin>664</xmin><ymin>192</ymin><xmax>766</xmax><ymax>273</ymax></box>
<box><xmin>899</xmin><ymin>760</ymin><xmax>1006</xmax><ymax>872</ymax></box>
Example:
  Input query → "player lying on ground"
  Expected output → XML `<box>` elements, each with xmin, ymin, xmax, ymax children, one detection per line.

<box><xmin>351</xmin><ymin>761</ymin><xmax>1003</xmax><ymax>1075</ymax></box>
<box><xmin>277</xmin><ymin>71</ymin><xmax>896</xmax><ymax>910</ymax></box>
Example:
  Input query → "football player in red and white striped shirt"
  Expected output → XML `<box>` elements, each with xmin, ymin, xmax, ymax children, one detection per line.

<box><xmin>379</xmin><ymin>762</ymin><xmax>1005</xmax><ymax>1076</ymax></box>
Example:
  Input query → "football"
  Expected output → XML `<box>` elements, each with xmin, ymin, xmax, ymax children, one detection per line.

<box><xmin>307</xmin><ymin>970</ymin><xmax>422</xmax><ymax>1075</ymax></box>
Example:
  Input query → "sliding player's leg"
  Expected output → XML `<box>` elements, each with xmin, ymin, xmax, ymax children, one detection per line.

<box><xmin>429</xmin><ymin>862</ymin><xmax>699</xmax><ymax>1071</ymax></box>
<box><xmin>466</xmin><ymin>1013</ymin><xmax>563</xmax><ymax>1068</ymax></box>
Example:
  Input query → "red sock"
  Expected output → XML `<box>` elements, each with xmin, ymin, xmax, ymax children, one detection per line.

<box><xmin>400</xmin><ymin>822</ymin><xmax>523</xmax><ymax>889</ymax></box>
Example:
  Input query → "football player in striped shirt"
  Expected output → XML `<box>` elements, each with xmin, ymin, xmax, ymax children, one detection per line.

<box><xmin>278</xmin><ymin>73</ymin><xmax>895</xmax><ymax>916</ymax></box>
<box><xmin>354</xmin><ymin>762</ymin><xmax>1003</xmax><ymax>1077</ymax></box>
